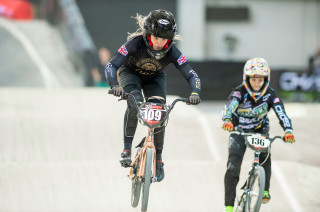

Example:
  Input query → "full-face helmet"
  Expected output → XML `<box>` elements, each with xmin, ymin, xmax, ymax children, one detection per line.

<box><xmin>143</xmin><ymin>9</ymin><xmax>176</xmax><ymax>60</ymax></box>
<box><xmin>243</xmin><ymin>57</ymin><xmax>270</xmax><ymax>101</ymax></box>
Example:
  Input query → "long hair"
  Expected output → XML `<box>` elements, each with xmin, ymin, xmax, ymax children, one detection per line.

<box><xmin>127</xmin><ymin>13</ymin><xmax>182</xmax><ymax>41</ymax></box>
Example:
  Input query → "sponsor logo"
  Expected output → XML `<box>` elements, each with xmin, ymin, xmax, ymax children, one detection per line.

<box><xmin>238</xmin><ymin>102</ymin><xmax>268</xmax><ymax>118</ymax></box>
<box><xmin>135</xmin><ymin>58</ymin><xmax>162</xmax><ymax>75</ymax></box>
<box><xmin>280</xmin><ymin>72</ymin><xmax>320</xmax><ymax>91</ymax></box>
<box><xmin>232</xmin><ymin>91</ymin><xmax>242</xmax><ymax>99</ymax></box>
<box><xmin>158</xmin><ymin>19</ymin><xmax>170</xmax><ymax>25</ymax></box>
<box><xmin>263</xmin><ymin>94</ymin><xmax>271</xmax><ymax>101</ymax></box>
<box><xmin>240</xmin><ymin>101</ymin><xmax>252</xmax><ymax>108</ymax></box>
<box><xmin>196</xmin><ymin>79</ymin><xmax>201</xmax><ymax>89</ymax></box>
<box><xmin>274</xmin><ymin>105</ymin><xmax>291</xmax><ymax>127</ymax></box>
<box><xmin>106</xmin><ymin>62</ymin><xmax>112</xmax><ymax>68</ymax></box>
<box><xmin>189</xmin><ymin>70</ymin><xmax>201</xmax><ymax>88</ymax></box>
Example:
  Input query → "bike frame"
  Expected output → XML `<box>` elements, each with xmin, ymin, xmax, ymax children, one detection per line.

<box><xmin>236</xmin><ymin>151</ymin><xmax>262</xmax><ymax>211</ymax></box>
<box><xmin>129</xmin><ymin>128</ymin><xmax>157</xmax><ymax>182</ymax></box>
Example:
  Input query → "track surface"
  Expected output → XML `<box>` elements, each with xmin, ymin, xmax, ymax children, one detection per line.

<box><xmin>0</xmin><ymin>88</ymin><xmax>318</xmax><ymax>212</ymax></box>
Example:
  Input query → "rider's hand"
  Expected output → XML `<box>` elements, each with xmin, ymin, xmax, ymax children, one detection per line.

<box><xmin>283</xmin><ymin>130</ymin><xmax>295</xmax><ymax>143</ymax></box>
<box><xmin>111</xmin><ymin>85</ymin><xmax>123</xmax><ymax>97</ymax></box>
<box><xmin>188</xmin><ymin>92</ymin><xmax>201</xmax><ymax>105</ymax></box>
<box><xmin>222</xmin><ymin>119</ymin><xmax>233</xmax><ymax>132</ymax></box>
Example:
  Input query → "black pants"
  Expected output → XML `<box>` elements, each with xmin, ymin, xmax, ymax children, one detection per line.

<box><xmin>224</xmin><ymin>133</ymin><xmax>272</xmax><ymax>206</ymax></box>
<box><xmin>119</xmin><ymin>67</ymin><xmax>166</xmax><ymax>153</ymax></box>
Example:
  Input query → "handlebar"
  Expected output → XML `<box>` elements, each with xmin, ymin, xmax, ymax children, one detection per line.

<box><xmin>108</xmin><ymin>89</ymin><xmax>188</xmax><ymax>126</ymax></box>
<box><xmin>108</xmin><ymin>89</ymin><xmax>189</xmax><ymax>104</ymax></box>
<box><xmin>230</xmin><ymin>127</ymin><xmax>283</xmax><ymax>143</ymax></box>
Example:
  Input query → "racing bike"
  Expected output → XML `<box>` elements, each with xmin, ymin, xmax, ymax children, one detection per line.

<box><xmin>109</xmin><ymin>90</ymin><xmax>188</xmax><ymax>212</ymax></box>
<box><xmin>230</xmin><ymin>128</ymin><xmax>282</xmax><ymax>212</ymax></box>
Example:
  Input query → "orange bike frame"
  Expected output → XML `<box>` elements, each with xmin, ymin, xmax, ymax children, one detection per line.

<box><xmin>129</xmin><ymin>128</ymin><xmax>157</xmax><ymax>182</ymax></box>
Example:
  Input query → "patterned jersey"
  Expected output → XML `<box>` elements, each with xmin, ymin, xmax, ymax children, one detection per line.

<box><xmin>105</xmin><ymin>35</ymin><xmax>201</xmax><ymax>94</ymax></box>
<box><xmin>222</xmin><ymin>84</ymin><xmax>293</xmax><ymax>132</ymax></box>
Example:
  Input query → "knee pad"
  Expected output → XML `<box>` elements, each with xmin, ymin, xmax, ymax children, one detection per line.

<box><xmin>227</xmin><ymin>161</ymin><xmax>241</xmax><ymax>176</ymax></box>
<box><xmin>127</xmin><ymin>91</ymin><xmax>143</xmax><ymax>109</ymax></box>
<box><xmin>226</xmin><ymin>155</ymin><xmax>242</xmax><ymax>176</ymax></box>
<box><xmin>228</xmin><ymin>134</ymin><xmax>246</xmax><ymax>156</ymax></box>
<box><xmin>124</xmin><ymin>108</ymin><xmax>138</xmax><ymax>137</ymax></box>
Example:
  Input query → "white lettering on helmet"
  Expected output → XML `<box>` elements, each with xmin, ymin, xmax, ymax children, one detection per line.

<box><xmin>158</xmin><ymin>19</ymin><xmax>170</xmax><ymax>25</ymax></box>
<box><xmin>275</xmin><ymin>105</ymin><xmax>290</xmax><ymax>127</ymax></box>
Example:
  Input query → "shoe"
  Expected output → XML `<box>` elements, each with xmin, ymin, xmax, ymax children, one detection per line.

<box><xmin>155</xmin><ymin>162</ymin><xmax>165</xmax><ymax>182</ymax></box>
<box><xmin>119</xmin><ymin>150</ymin><xmax>131</xmax><ymax>167</ymax></box>
<box><xmin>262</xmin><ymin>190</ymin><xmax>271</xmax><ymax>204</ymax></box>
<box><xmin>224</xmin><ymin>206</ymin><xmax>233</xmax><ymax>212</ymax></box>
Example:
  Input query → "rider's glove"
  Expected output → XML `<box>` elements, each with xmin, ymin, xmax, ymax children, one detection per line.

<box><xmin>222</xmin><ymin>119</ymin><xmax>233</xmax><ymax>132</ymax></box>
<box><xmin>283</xmin><ymin>130</ymin><xmax>295</xmax><ymax>143</ymax></box>
<box><xmin>188</xmin><ymin>92</ymin><xmax>201</xmax><ymax>105</ymax></box>
<box><xmin>111</xmin><ymin>85</ymin><xmax>123</xmax><ymax>97</ymax></box>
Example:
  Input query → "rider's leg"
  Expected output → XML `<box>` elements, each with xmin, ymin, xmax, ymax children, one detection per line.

<box><xmin>260</xmin><ymin>152</ymin><xmax>272</xmax><ymax>203</ymax></box>
<box><xmin>143</xmin><ymin>73</ymin><xmax>166</xmax><ymax>181</ymax></box>
<box><xmin>119</xmin><ymin>68</ymin><xmax>143</xmax><ymax>165</ymax></box>
<box><xmin>224</xmin><ymin>133</ymin><xmax>246</xmax><ymax>207</ymax></box>
<box><xmin>143</xmin><ymin>73</ymin><xmax>166</xmax><ymax>161</ymax></box>
<box><xmin>259</xmin><ymin>128</ymin><xmax>272</xmax><ymax>203</ymax></box>
<box><xmin>260</xmin><ymin>152</ymin><xmax>271</xmax><ymax>191</ymax></box>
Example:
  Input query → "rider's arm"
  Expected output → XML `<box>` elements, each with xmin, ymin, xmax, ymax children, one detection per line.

<box><xmin>222</xmin><ymin>90</ymin><xmax>241</xmax><ymax>121</ymax></box>
<box><xmin>105</xmin><ymin>38</ymin><xmax>138</xmax><ymax>87</ymax></box>
<box><xmin>269</xmin><ymin>88</ymin><xmax>293</xmax><ymax>132</ymax></box>
<box><xmin>170</xmin><ymin>46</ymin><xmax>201</xmax><ymax>95</ymax></box>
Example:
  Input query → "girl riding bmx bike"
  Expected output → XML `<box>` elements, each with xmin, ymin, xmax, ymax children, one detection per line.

<box><xmin>221</xmin><ymin>57</ymin><xmax>296</xmax><ymax>212</ymax></box>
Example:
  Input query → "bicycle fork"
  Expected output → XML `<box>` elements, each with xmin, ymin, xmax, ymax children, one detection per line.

<box><xmin>236</xmin><ymin>152</ymin><xmax>261</xmax><ymax>212</ymax></box>
<box><xmin>128</xmin><ymin>128</ymin><xmax>157</xmax><ymax>182</ymax></box>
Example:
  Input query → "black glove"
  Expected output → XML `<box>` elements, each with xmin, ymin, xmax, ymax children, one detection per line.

<box><xmin>111</xmin><ymin>85</ymin><xmax>123</xmax><ymax>97</ymax></box>
<box><xmin>188</xmin><ymin>92</ymin><xmax>201</xmax><ymax>105</ymax></box>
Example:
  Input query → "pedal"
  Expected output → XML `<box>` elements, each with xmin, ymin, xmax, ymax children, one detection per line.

<box><xmin>120</xmin><ymin>159</ymin><xmax>132</xmax><ymax>168</ymax></box>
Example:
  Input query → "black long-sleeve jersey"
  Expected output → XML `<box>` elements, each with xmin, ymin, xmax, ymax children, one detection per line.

<box><xmin>105</xmin><ymin>35</ymin><xmax>201</xmax><ymax>94</ymax></box>
<box><xmin>222</xmin><ymin>84</ymin><xmax>293</xmax><ymax>132</ymax></box>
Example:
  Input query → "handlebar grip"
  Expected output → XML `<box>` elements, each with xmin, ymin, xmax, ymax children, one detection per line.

<box><xmin>108</xmin><ymin>90</ymin><xmax>113</xmax><ymax>94</ymax></box>
<box><xmin>181</xmin><ymin>98</ymin><xmax>189</xmax><ymax>103</ymax></box>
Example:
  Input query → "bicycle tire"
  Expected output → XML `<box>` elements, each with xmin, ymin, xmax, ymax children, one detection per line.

<box><xmin>131</xmin><ymin>147</ymin><xmax>142</xmax><ymax>208</ymax></box>
<box><xmin>245</xmin><ymin>166</ymin><xmax>265</xmax><ymax>212</ymax></box>
<box><xmin>141</xmin><ymin>148</ymin><xmax>153</xmax><ymax>212</ymax></box>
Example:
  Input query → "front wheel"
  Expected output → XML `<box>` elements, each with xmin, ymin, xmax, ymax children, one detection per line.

<box><xmin>131</xmin><ymin>147</ymin><xmax>142</xmax><ymax>207</ymax></box>
<box><xmin>245</xmin><ymin>166</ymin><xmax>265</xmax><ymax>212</ymax></box>
<box><xmin>141</xmin><ymin>148</ymin><xmax>153</xmax><ymax>212</ymax></box>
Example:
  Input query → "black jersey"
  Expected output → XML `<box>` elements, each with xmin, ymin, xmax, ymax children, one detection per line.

<box><xmin>222</xmin><ymin>84</ymin><xmax>293</xmax><ymax>132</ymax></box>
<box><xmin>105</xmin><ymin>35</ymin><xmax>201</xmax><ymax>94</ymax></box>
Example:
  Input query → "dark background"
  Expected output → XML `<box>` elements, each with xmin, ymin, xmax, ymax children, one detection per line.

<box><xmin>76</xmin><ymin>0</ymin><xmax>176</xmax><ymax>53</ymax></box>
<box><xmin>41</xmin><ymin>0</ymin><xmax>314</xmax><ymax>101</ymax></box>
<box><xmin>75</xmin><ymin>0</ymin><xmax>248</xmax><ymax>100</ymax></box>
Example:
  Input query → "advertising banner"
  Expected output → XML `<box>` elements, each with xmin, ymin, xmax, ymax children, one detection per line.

<box><xmin>0</xmin><ymin>0</ymin><xmax>33</xmax><ymax>20</ymax></box>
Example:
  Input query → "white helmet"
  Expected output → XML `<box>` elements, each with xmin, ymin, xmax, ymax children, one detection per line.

<box><xmin>243</xmin><ymin>57</ymin><xmax>270</xmax><ymax>101</ymax></box>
